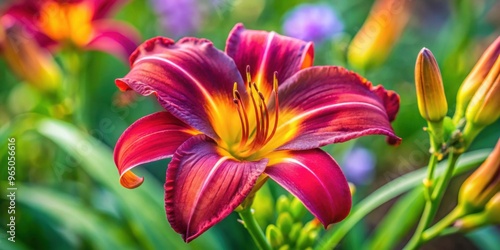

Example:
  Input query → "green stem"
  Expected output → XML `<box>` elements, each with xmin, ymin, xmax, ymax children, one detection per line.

<box><xmin>315</xmin><ymin>149</ymin><xmax>490</xmax><ymax>250</ymax></box>
<box><xmin>427</xmin><ymin>121</ymin><xmax>444</xmax><ymax>154</ymax></box>
<box><xmin>431</xmin><ymin>152</ymin><xmax>459</xmax><ymax>201</ymax></box>
<box><xmin>404</xmin><ymin>151</ymin><xmax>460</xmax><ymax>250</ymax></box>
<box><xmin>452</xmin><ymin>106</ymin><xmax>464</xmax><ymax>126</ymax></box>
<box><xmin>422</xmin><ymin>206</ymin><xmax>465</xmax><ymax>242</ymax></box>
<box><xmin>462</xmin><ymin>123</ymin><xmax>482</xmax><ymax>150</ymax></box>
<box><xmin>437</xmin><ymin>227</ymin><xmax>461</xmax><ymax>237</ymax></box>
<box><xmin>238</xmin><ymin>207</ymin><xmax>272</xmax><ymax>250</ymax></box>
<box><xmin>424</xmin><ymin>154</ymin><xmax>438</xmax><ymax>201</ymax></box>
<box><xmin>425</xmin><ymin>120</ymin><xmax>445</xmax><ymax>200</ymax></box>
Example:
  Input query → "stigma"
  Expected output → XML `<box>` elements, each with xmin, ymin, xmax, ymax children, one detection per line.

<box><xmin>231</xmin><ymin>66</ymin><xmax>280</xmax><ymax>158</ymax></box>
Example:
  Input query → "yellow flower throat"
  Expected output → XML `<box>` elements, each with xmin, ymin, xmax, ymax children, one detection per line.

<box><xmin>221</xmin><ymin>66</ymin><xmax>281</xmax><ymax>160</ymax></box>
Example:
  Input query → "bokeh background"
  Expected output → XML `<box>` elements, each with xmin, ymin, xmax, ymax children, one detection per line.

<box><xmin>1</xmin><ymin>0</ymin><xmax>499</xmax><ymax>249</ymax></box>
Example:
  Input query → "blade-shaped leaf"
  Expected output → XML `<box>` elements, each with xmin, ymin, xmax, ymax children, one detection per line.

<box><xmin>316</xmin><ymin>149</ymin><xmax>491</xmax><ymax>250</ymax></box>
<box><xmin>32</xmin><ymin>117</ymin><xmax>226</xmax><ymax>249</ymax></box>
<box><xmin>17</xmin><ymin>186</ymin><xmax>134</xmax><ymax>249</ymax></box>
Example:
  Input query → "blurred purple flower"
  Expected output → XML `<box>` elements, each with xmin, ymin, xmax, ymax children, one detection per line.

<box><xmin>150</xmin><ymin>0</ymin><xmax>201</xmax><ymax>38</ymax></box>
<box><xmin>283</xmin><ymin>3</ymin><xmax>343</xmax><ymax>44</ymax></box>
<box><xmin>342</xmin><ymin>147</ymin><xmax>375</xmax><ymax>185</ymax></box>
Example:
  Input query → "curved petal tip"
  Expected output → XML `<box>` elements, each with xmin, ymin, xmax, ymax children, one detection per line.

<box><xmin>120</xmin><ymin>171</ymin><xmax>144</xmax><ymax>189</ymax></box>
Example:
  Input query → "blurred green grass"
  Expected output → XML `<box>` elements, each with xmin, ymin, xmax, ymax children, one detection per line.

<box><xmin>1</xmin><ymin>0</ymin><xmax>499</xmax><ymax>249</ymax></box>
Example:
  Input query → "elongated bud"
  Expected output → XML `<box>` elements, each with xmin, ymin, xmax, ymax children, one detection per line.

<box><xmin>276</xmin><ymin>195</ymin><xmax>291</xmax><ymax>214</ymax></box>
<box><xmin>296</xmin><ymin>219</ymin><xmax>321</xmax><ymax>249</ymax></box>
<box><xmin>288</xmin><ymin>222</ymin><xmax>303</xmax><ymax>242</ymax></box>
<box><xmin>484</xmin><ymin>192</ymin><xmax>500</xmax><ymax>224</ymax></box>
<box><xmin>415</xmin><ymin>48</ymin><xmax>448</xmax><ymax>122</ymax></box>
<box><xmin>1</xmin><ymin>23</ymin><xmax>61</xmax><ymax>92</ymax></box>
<box><xmin>276</xmin><ymin>212</ymin><xmax>294</xmax><ymax>236</ymax></box>
<box><xmin>464</xmin><ymin>55</ymin><xmax>500</xmax><ymax>134</ymax></box>
<box><xmin>347</xmin><ymin>0</ymin><xmax>410</xmax><ymax>70</ymax></box>
<box><xmin>278</xmin><ymin>245</ymin><xmax>290</xmax><ymax>250</ymax></box>
<box><xmin>266</xmin><ymin>225</ymin><xmax>284</xmax><ymax>248</ymax></box>
<box><xmin>289</xmin><ymin>196</ymin><xmax>306</xmax><ymax>220</ymax></box>
<box><xmin>454</xmin><ymin>37</ymin><xmax>500</xmax><ymax>124</ymax></box>
<box><xmin>458</xmin><ymin>139</ymin><xmax>500</xmax><ymax>213</ymax></box>
<box><xmin>454</xmin><ymin>192</ymin><xmax>500</xmax><ymax>231</ymax></box>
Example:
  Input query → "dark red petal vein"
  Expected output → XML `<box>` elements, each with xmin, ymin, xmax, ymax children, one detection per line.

<box><xmin>113</xmin><ymin>111</ymin><xmax>197</xmax><ymax>188</ymax></box>
<box><xmin>265</xmin><ymin>149</ymin><xmax>351</xmax><ymax>226</ymax></box>
<box><xmin>165</xmin><ymin>135</ymin><xmax>268</xmax><ymax>242</ymax></box>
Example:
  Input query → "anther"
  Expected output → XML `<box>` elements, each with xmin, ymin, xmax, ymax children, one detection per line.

<box><xmin>246</xmin><ymin>65</ymin><xmax>252</xmax><ymax>85</ymax></box>
<box><xmin>273</xmin><ymin>71</ymin><xmax>278</xmax><ymax>91</ymax></box>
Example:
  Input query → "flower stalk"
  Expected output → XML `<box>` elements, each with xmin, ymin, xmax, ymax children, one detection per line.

<box><xmin>414</xmin><ymin>48</ymin><xmax>448</xmax><ymax>199</ymax></box>
<box><xmin>421</xmin><ymin>206</ymin><xmax>466</xmax><ymax>242</ymax></box>
<box><xmin>238</xmin><ymin>207</ymin><xmax>272</xmax><ymax>250</ymax></box>
<box><xmin>404</xmin><ymin>150</ymin><xmax>461</xmax><ymax>250</ymax></box>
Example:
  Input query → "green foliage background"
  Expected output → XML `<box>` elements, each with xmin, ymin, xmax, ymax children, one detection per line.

<box><xmin>0</xmin><ymin>0</ymin><xmax>499</xmax><ymax>249</ymax></box>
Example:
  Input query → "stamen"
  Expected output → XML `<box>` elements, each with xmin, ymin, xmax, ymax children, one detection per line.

<box><xmin>233</xmin><ymin>82</ymin><xmax>249</xmax><ymax>146</ymax></box>
<box><xmin>231</xmin><ymin>67</ymin><xmax>281</xmax><ymax>157</ymax></box>
<box><xmin>232</xmin><ymin>82</ymin><xmax>239</xmax><ymax>99</ymax></box>
<box><xmin>265</xmin><ymin>72</ymin><xmax>280</xmax><ymax>144</ymax></box>
<box><xmin>249</xmin><ymin>81</ymin><xmax>261</xmax><ymax>142</ymax></box>
<box><xmin>246</xmin><ymin>65</ymin><xmax>252</xmax><ymax>86</ymax></box>
<box><xmin>238</xmin><ymin>99</ymin><xmax>250</xmax><ymax>146</ymax></box>
<box><xmin>257</xmin><ymin>90</ymin><xmax>270</xmax><ymax>143</ymax></box>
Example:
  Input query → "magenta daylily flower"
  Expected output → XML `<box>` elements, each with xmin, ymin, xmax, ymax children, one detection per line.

<box><xmin>0</xmin><ymin>0</ymin><xmax>140</xmax><ymax>59</ymax></box>
<box><xmin>114</xmin><ymin>23</ymin><xmax>401</xmax><ymax>242</ymax></box>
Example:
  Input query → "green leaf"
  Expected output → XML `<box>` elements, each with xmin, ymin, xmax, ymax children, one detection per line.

<box><xmin>365</xmin><ymin>188</ymin><xmax>425</xmax><ymax>249</ymax></box>
<box><xmin>30</xmin><ymin>117</ymin><xmax>225</xmax><ymax>249</ymax></box>
<box><xmin>17</xmin><ymin>185</ymin><xmax>134</xmax><ymax>249</ymax></box>
<box><xmin>315</xmin><ymin>149</ymin><xmax>490</xmax><ymax>250</ymax></box>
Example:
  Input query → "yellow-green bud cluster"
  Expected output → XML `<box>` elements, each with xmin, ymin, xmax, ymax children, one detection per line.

<box><xmin>455</xmin><ymin>37</ymin><xmax>500</xmax><ymax>145</ymax></box>
<box><xmin>266</xmin><ymin>195</ymin><xmax>321</xmax><ymax>249</ymax></box>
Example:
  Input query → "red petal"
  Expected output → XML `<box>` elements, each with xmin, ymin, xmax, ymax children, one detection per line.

<box><xmin>165</xmin><ymin>135</ymin><xmax>267</xmax><ymax>242</ymax></box>
<box><xmin>274</xmin><ymin>66</ymin><xmax>400</xmax><ymax>150</ymax></box>
<box><xmin>116</xmin><ymin>37</ymin><xmax>246</xmax><ymax>140</ymax></box>
<box><xmin>86</xmin><ymin>20</ymin><xmax>140</xmax><ymax>60</ymax></box>
<box><xmin>265</xmin><ymin>149</ymin><xmax>351</xmax><ymax>226</ymax></box>
<box><xmin>113</xmin><ymin>111</ymin><xmax>197</xmax><ymax>188</ymax></box>
<box><xmin>225</xmin><ymin>23</ymin><xmax>314</xmax><ymax>100</ymax></box>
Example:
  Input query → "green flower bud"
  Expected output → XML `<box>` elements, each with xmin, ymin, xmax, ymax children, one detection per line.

<box><xmin>485</xmin><ymin>192</ymin><xmax>500</xmax><ymax>224</ymax></box>
<box><xmin>276</xmin><ymin>212</ymin><xmax>294</xmax><ymax>236</ymax></box>
<box><xmin>278</xmin><ymin>245</ymin><xmax>290</xmax><ymax>250</ymax></box>
<box><xmin>288</xmin><ymin>222</ymin><xmax>303</xmax><ymax>243</ymax></box>
<box><xmin>266</xmin><ymin>225</ymin><xmax>284</xmax><ymax>248</ymax></box>
<box><xmin>276</xmin><ymin>195</ymin><xmax>291</xmax><ymax>214</ymax></box>
<box><xmin>290</xmin><ymin>197</ymin><xmax>306</xmax><ymax>220</ymax></box>
<box><xmin>296</xmin><ymin>219</ymin><xmax>321</xmax><ymax>249</ymax></box>
<box><xmin>454</xmin><ymin>192</ymin><xmax>500</xmax><ymax>232</ymax></box>
<box><xmin>458</xmin><ymin>139</ymin><xmax>500</xmax><ymax>213</ymax></box>
<box><xmin>454</xmin><ymin>37</ymin><xmax>500</xmax><ymax>124</ymax></box>
<box><xmin>414</xmin><ymin>48</ymin><xmax>448</xmax><ymax>122</ymax></box>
